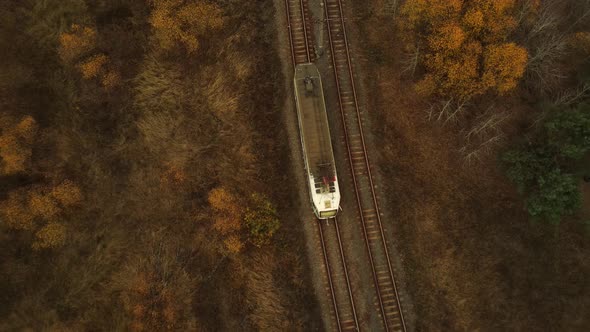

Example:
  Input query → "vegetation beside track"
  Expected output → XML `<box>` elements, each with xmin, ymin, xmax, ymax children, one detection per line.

<box><xmin>351</xmin><ymin>0</ymin><xmax>590</xmax><ymax>330</ymax></box>
<box><xmin>0</xmin><ymin>0</ymin><xmax>321</xmax><ymax>330</ymax></box>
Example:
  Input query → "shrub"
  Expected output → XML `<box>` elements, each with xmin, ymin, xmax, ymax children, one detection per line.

<box><xmin>33</xmin><ymin>222</ymin><xmax>67</xmax><ymax>250</ymax></box>
<box><xmin>149</xmin><ymin>0</ymin><xmax>225</xmax><ymax>53</ymax></box>
<box><xmin>78</xmin><ymin>53</ymin><xmax>108</xmax><ymax>79</ymax></box>
<box><xmin>58</xmin><ymin>24</ymin><xmax>97</xmax><ymax>63</ymax></box>
<box><xmin>0</xmin><ymin>115</ymin><xmax>38</xmax><ymax>175</ymax></box>
<box><xmin>244</xmin><ymin>194</ymin><xmax>280</xmax><ymax>247</ymax></box>
<box><xmin>502</xmin><ymin>104</ymin><xmax>590</xmax><ymax>222</ymax></box>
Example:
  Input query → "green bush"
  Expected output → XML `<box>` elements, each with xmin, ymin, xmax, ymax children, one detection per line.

<box><xmin>244</xmin><ymin>193</ymin><xmax>280</xmax><ymax>247</ymax></box>
<box><xmin>502</xmin><ymin>104</ymin><xmax>590</xmax><ymax>223</ymax></box>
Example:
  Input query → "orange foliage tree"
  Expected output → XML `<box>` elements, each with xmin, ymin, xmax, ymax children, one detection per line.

<box><xmin>0</xmin><ymin>190</ymin><xmax>35</xmax><ymax>231</ymax></box>
<box><xmin>78</xmin><ymin>54</ymin><xmax>109</xmax><ymax>79</ymax></box>
<box><xmin>33</xmin><ymin>222</ymin><xmax>67</xmax><ymax>250</ymax></box>
<box><xmin>207</xmin><ymin>186</ymin><xmax>245</xmax><ymax>253</ymax></box>
<box><xmin>58</xmin><ymin>24</ymin><xmax>97</xmax><ymax>63</ymax></box>
<box><xmin>51</xmin><ymin>180</ymin><xmax>83</xmax><ymax>206</ymax></box>
<box><xmin>0</xmin><ymin>181</ymin><xmax>82</xmax><ymax>249</ymax></box>
<box><xmin>400</xmin><ymin>0</ymin><xmax>528</xmax><ymax>100</ymax></box>
<box><xmin>58</xmin><ymin>24</ymin><xmax>121</xmax><ymax>89</ymax></box>
<box><xmin>0</xmin><ymin>115</ymin><xmax>38</xmax><ymax>175</ymax></box>
<box><xmin>148</xmin><ymin>0</ymin><xmax>225</xmax><ymax>53</ymax></box>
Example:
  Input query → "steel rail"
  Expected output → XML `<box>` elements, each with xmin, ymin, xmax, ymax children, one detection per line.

<box><xmin>284</xmin><ymin>0</ymin><xmax>313</xmax><ymax>64</ymax></box>
<box><xmin>322</xmin><ymin>4</ymin><xmax>389</xmax><ymax>328</ymax></box>
<box><xmin>317</xmin><ymin>220</ymin><xmax>343</xmax><ymax>332</ymax></box>
<box><xmin>331</xmin><ymin>1</ymin><xmax>406</xmax><ymax>329</ymax></box>
<box><xmin>333</xmin><ymin>217</ymin><xmax>360</xmax><ymax>331</ymax></box>
<box><xmin>284</xmin><ymin>0</ymin><xmax>296</xmax><ymax>65</ymax></box>
<box><xmin>284</xmin><ymin>1</ymin><xmax>361</xmax><ymax>330</ymax></box>
<box><xmin>323</xmin><ymin>0</ymin><xmax>406</xmax><ymax>330</ymax></box>
<box><xmin>299</xmin><ymin>0</ymin><xmax>311</xmax><ymax>62</ymax></box>
<box><xmin>331</xmin><ymin>0</ymin><xmax>406</xmax><ymax>330</ymax></box>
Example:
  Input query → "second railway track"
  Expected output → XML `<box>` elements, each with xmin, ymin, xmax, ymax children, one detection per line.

<box><xmin>323</xmin><ymin>0</ymin><xmax>406</xmax><ymax>330</ymax></box>
<box><xmin>317</xmin><ymin>218</ymin><xmax>359</xmax><ymax>331</ymax></box>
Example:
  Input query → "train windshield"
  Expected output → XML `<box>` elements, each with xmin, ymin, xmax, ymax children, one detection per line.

<box><xmin>320</xmin><ymin>209</ymin><xmax>338</xmax><ymax>218</ymax></box>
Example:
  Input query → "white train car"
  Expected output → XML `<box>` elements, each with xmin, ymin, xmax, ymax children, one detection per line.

<box><xmin>294</xmin><ymin>63</ymin><xmax>340</xmax><ymax>219</ymax></box>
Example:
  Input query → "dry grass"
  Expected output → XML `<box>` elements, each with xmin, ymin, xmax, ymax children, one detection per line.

<box><xmin>238</xmin><ymin>252</ymin><xmax>292</xmax><ymax>331</ymax></box>
<box><xmin>1</xmin><ymin>0</ymin><xmax>320</xmax><ymax>330</ymax></box>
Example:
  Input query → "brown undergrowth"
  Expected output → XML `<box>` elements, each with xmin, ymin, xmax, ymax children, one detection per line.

<box><xmin>0</xmin><ymin>0</ymin><xmax>319</xmax><ymax>330</ymax></box>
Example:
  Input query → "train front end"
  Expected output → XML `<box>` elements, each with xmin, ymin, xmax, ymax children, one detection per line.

<box><xmin>310</xmin><ymin>172</ymin><xmax>340</xmax><ymax>219</ymax></box>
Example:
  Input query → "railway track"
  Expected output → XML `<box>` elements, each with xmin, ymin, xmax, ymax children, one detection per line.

<box><xmin>322</xmin><ymin>0</ymin><xmax>407</xmax><ymax>331</ymax></box>
<box><xmin>286</xmin><ymin>0</ymin><xmax>406</xmax><ymax>330</ymax></box>
<box><xmin>286</xmin><ymin>0</ymin><xmax>359</xmax><ymax>330</ymax></box>
<box><xmin>285</xmin><ymin>0</ymin><xmax>316</xmax><ymax>64</ymax></box>
<box><xmin>317</xmin><ymin>218</ymin><xmax>359</xmax><ymax>331</ymax></box>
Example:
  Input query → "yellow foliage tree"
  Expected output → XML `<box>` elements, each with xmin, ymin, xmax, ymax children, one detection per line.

<box><xmin>32</xmin><ymin>222</ymin><xmax>66</xmax><ymax>250</ymax></box>
<box><xmin>428</xmin><ymin>24</ymin><xmax>466</xmax><ymax>52</ymax></box>
<box><xmin>51</xmin><ymin>180</ymin><xmax>83</xmax><ymax>207</ymax></box>
<box><xmin>207</xmin><ymin>186</ymin><xmax>245</xmax><ymax>253</ymax></box>
<box><xmin>58</xmin><ymin>24</ymin><xmax>97</xmax><ymax>63</ymax></box>
<box><xmin>0</xmin><ymin>115</ymin><xmax>38</xmax><ymax>175</ymax></box>
<box><xmin>223</xmin><ymin>234</ymin><xmax>244</xmax><ymax>254</ymax></box>
<box><xmin>29</xmin><ymin>190</ymin><xmax>60</xmax><ymax>220</ymax></box>
<box><xmin>0</xmin><ymin>181</ymin><xmax>82</xmax><ymax>249</ymax></box>
<box><xmin>208</xmin><ymin>186</ymin><xmax>241</xmax><ymax>220</ymax></box>
<box><xmin>149</xmin><ymin>0</ymin><xmax>225</xmax><ymax>53</ymax></box>
<box><xmin>101</xmin><ymin>70</ymin><xmax>122</xmax><ymax>89</ymax></box>
<box><xmin>0</xmin><ymin>190</ymin><xmax>35</xmax><ymax>230</ymax></box>
<box><xmin>78</xmin><ymin>54</ymin><xmax>108</xmax><ymax>79</ymax></box>
<box><xmin>464</xmin><ymin>0</ymin><xmax>517</xmax><ymax>43</ymax></box>
<box><xmin>482</xmin><ymin>43</ymin><xmax>528</xmax><ymax>94</ymax></box>
<box><xmin>58</xmin><ymin>24</ymin><xmax>121</xmax><ymax>90</ymax></box>
<box><xmin>399</xmin><ymin>0</ymin><xmax>463</xmax><ymax>34</ymax></box>
<box><xmin>400</xmin><ymin>0</ymin><xmax>528</xmax><ymax>99</ymax></box>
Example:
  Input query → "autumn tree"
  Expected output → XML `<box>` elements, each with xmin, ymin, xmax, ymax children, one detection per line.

<box><xmin>207</xmin><ymin>186</ymin><xmax>245</xmax><ymax>253</ymax></box>
<box><xmin>482</xmin><ymin>43</ymin><xmax>528</xmax><ymax>94</ymax></box>
<box><xmin>33</xmin><ymin>222</ymin><xmax>67</xmax><ymax>250</ymax></box>
<box><xmin>244</xmin><ymin>193</ymin><xmax>280</xmax><ymax>248</ymax></box>
<box><xmin>0</xmin><ymin>115</ymin><xmax>38</xmax><ymax>175</ymax></box>
<box><xmin>400</xmin><ymin>0</ymin><xmax>528</xmax><ymax>100</ymax></box>
<box><xmin>0</xmin><ymin>189</ymin><xmax>35</xmax><ymax>231</ymax></box>
<box><xmin>148</xmin><ymin>0</ymin><xmax>225</xmax><ymax>53</ymax></box>
<box><xmin>58</xmin><ymin>24</ymin><xmax>121</xmax><ymax>89</ymax></box>
<box><xmin>78</xmin><ymin>54</ymin><xmax>108</xmax><ymax>79</ymax></box>
<box><xmin>58</xmin><ymin>24</ymin><xmax>97</xmax><ymax>63</ymax></box>
<box><xmin>51</xmin><ymin>180</ymin><xmax>83</xmax><ymax>207</ymax></box>
<box><xmin>0</xmin><ymin>181</ymin><xmax>82</xmax><ymax>249</ymax></box>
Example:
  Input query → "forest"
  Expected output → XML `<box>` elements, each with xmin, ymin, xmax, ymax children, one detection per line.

<box><xmin>353</xmin><ymin>0</ymin><xmax>589</xmax><ymax>330</ymax></box>
<box><xmin>0</xmin><ymin>0</ymin><xmax>320</xmax><ymax>330</ymax></box>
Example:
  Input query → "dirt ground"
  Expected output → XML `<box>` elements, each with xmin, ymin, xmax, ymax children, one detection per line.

<box><xmin>347</xmin><ymin>1</ymin><xmax>590</xmax><ymax>331</ymax></box>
